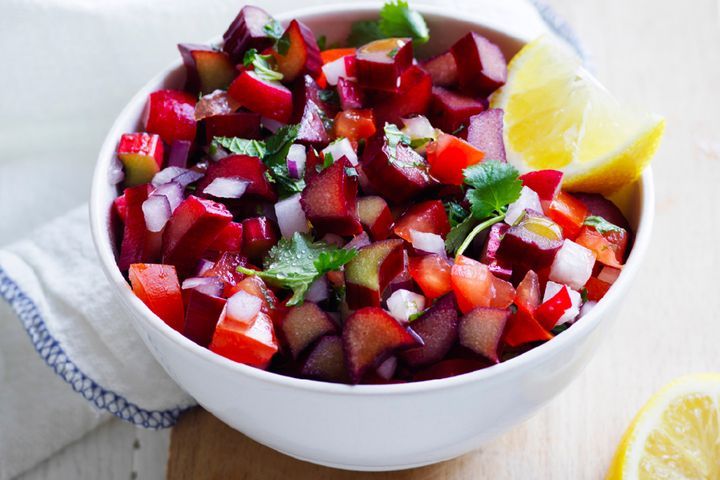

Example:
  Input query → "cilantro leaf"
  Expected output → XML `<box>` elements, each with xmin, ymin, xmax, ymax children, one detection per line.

<box><xmin>263</xmin><ymin>125</ymin><xmax>305</xmax><ymax>196</ymax></box>
<box><xmin>263</xmin><ymin>19</ymin><xmax>284</xmax><ymax>40</ymax></box>
<box><xmin>212</xmin><ymin>137</ymin><xmax>267</xmax><ymax>158</ymax></box>
<box><xmin>445</xmin><ymin>215</ymin><xmax>479</xmax><ymax>254</ymax></box>
<box><xmin>243</xmin><ymin>48</ymin><xmax>283</xmax><ymax>82</ymax></box>
<box><xmin>316</xmin><ymin>34</ymin><xmax>328</xmax><ymax>51</ymax></box>
<box><xmin>384</xmin><ymin>122</ymin><xmax>422</xmax><ymax>168</ymax></box>
<box><xmin>237</xmin><ymin>233</ymin><xmax>357</xmax><ymax>306</ymax></box>
<box><xmin>445</xmin><ymin>201</ymin><xmax>470</xmax><ymax>228</ymax></box>
<box><xmin>584</xmin><ymin>215</ymin><xmax>623</xmax><ymax>234</ymax></box>
<box><xmin>464</xmin><ymin>161</ymin><xmax>522</xmax><ymax>219</ymax></box>
<box><xmin>347</xmin><ymin>20</ymin><xmax>385</xmax><ymax>47</ymax></box>
<box><xmin>379</xmin><ymin>0</ymin><xmax>430</xmax><ymax>44</ymax></box>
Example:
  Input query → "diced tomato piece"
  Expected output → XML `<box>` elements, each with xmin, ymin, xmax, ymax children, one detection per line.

<box><xmin>209</xmin><ymin>311</ymin><xmax>279</xmax><ymax>369</ymax></box>
<box><xmin>451</xmin><ymin>256</ymin><xmax>492</xmax><ymax>313</ymax></box>
<box><xmin>514</xmin><ymin>270</ymin><xmax>542</xmax><ymax>312</ymax></box>
<box><xmin>334</xmin><ymin>109</ymin><xmax>376</xmax><ymax>144</ymax></box>
<box><xmin>535</xmin><ymin>286</ymin><xmax>572</xmax><ymax>330</ymax></box>
<box><xmin>426</xmin><ymin>133</ymin><xmax>484</xmax><ymax>185</ymax></box>
<box><xmin>585</xmin><ymin>276</ymin><xmax>611</xmax><ymax>301</ymax></box>
<box><xmin>408</xmin><ymin>254</ymin><xmax>452</xmax><ymax>299</ymax></box>
<box><xmin>603</xmin><ymin>228</ymin><xmax>629</xmax><ymax>263</ymax></box>
<box><xmin>208</xmin><ymin>221</ymin><xmax>244</xmax><ymax>254</ymax></box>
<box><xmin>503</xmin><ymin>304</ymin><xmax>553</xmax><ymax>347</ymax></box>
<box><xmin>546</xmin><ymin>191</ymin><xmax>588</xmax><ymax>239</ymax></box>
<box><xmin>393</xmin><ymin>200</ymin><xmax>451</xmax><ymax>242</ymax></box>
<box><xmin>574</xmin><ymin>226</ymin><xmax>623</xmax><ymax>268</ymax></box>
<box><xmin>128</xmin><ymin>264</ymin><xmax>185</xmax><ymax>332</ymax></box>
<box><xmin>489</xmin><ymin>275</ymin><xmax>515</xmax><ymax>308</ymax></box>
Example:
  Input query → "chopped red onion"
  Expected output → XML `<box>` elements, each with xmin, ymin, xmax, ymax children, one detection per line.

<box><xmin>387</xmin><ymin>289</ymin><xmax>425</xmax><ymax>323</ymax></box>
<box><xmin>182</xmin><ymin>276</ymin><xmax>224</xmax><ymax>298</ymax></box>
<box><xmin>322</xmin><ymin>138</ymin><xmax>358</xmax><ymax>166</ymax></box>
<box><xmin>345</xmin><ymin>231</ymin><xmax>371</xmax><ymax>250</ymax></box>
<box><xmin>152</xmin><ymin>181</ymin><xmax>184</xmax><ymax>212</ymax></box>
<box><xmin>261</xmin><ymin>116</ymin><xmax>285</xmax><ymax>133</ymax></box>
<box><xmin>195</xmin><ymin>259</ymin><xmax>215</xmax><ymax>276</ymax></box>
<box><xmin>274</xmin><ymin>193</ymin><xmax>309</xmax><ymax>238</ymax></box>
<box><xmin>167</xmin><ymin>140</ymin><xmax>192</xmax><ymax>168</ymax></box>
<box><xmin>401</xmin><ymin>115</ymin><xmax>436</xmax><ymax>141</ymax></box>
<box><xmin>376</xmin><ymin>356</ymin><xmax>397</xmax><ymax>380</ymax></box>
<box><xmin>549</xmin><ymin>239</ymin><xmax>595</xmax><ymax>290</ymax></box>
<box><xmin>109</xmin><ymin>156</ymin><xmax>125</xmax><ymax>184</ymax></box>
<box><xmin>172</xmin><ymin>169</ymin><xmax>204</xmax><ymax>188</ymax></box>
<box><xmin>286</xmin><ymin>144</ymin><xmax>306</xmax><ymax>179</ymax></box>
<box><xmin>410</xmin><ymin>230</ymin><xmax>447</xmax><ymax>257</ymax></box>
<box><xmin>306</xmin><ymin>276</ymin><xmax>329</xmax><ymax>303</ymax></box>
<box><xmin>152</xmin><ymin>167</ymin><xmax>203</xmax><ymax>188</ymax></box>
<box><xmin>142</xmin><ymin>194</ymin><xmax>172</xmax><ymax>233</ymax></box>
<box><xmin>226</xmin><ymin>290</ymin><xmax>263</xmax><ymax>326</ymax></box>
<box><xmin>203</xmin><ymin>177</ymin><xmax>249</xmax><ymax>199</ymax></box>
<box><xmin>505</xmin><ymin>186</ymin><xmax>542</xmax><ymax>226</ymax></box>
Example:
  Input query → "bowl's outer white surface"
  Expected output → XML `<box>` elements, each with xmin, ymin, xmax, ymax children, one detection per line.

<box><xmin>90</xmin><ymin>3</ymin><xmax>655</xmax><ymax>471</ymax></box>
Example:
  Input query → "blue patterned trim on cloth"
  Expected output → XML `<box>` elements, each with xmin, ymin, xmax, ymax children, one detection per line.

<box><xmin>0</xmin><ymin>266</ymin><xmax>185</xmax><ymax>429</ymax></box>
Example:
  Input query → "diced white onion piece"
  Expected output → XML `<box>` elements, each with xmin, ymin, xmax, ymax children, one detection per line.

<box><xmin>203</xmin><ymin>177</ymin><xmax>249</xmax><ymax>199</ymax></box>
<box><xmin>274</xmin><ymin>193</ymin><xmax>309</xmax><ymax>238</ymax></box>
<box><xmin>598</xmin><ymin>266</ymin><xmax>621</xmax><ymax>284</ymax></box>
<box><xmin>226</xmin><ymin>290</ymin><xmax>263</xmax><ymax>326</ymax></box>
<box><xmin>387</xmin><ymin>289</ymin><xmax>426</xmax><ymax>323</ymax></box>
<box><xmin>410</xmin><ymin>230</ymin><xmax>446</xmax><ymax>257</ymax></box>
<box><xmin>322</xmin><ymin>137</ymin><xmax>358</xmax><ymax>166</ymax></box>
<box><xmin>579</xmin><ymin>300</ymin><xmax>597</xmax><ymax>318</ymax></box>
<box><xmin>321</xmin><ymin>56</ymin><xmax>350</xmax><ymax>86</ymax></box>
<box><xmin>549</xmin><ymin>239</ymin><xmax>596</xmax><ymax>290</ymax></box>
<box><xmin>261</xmin><ymin>116</ymin><xmax>285</xmax><ymax>133</ymax></box>
<box><xmin>505</xmin><ymin>186</ymin><xmax>543</xmax><ymax>226</ymax></box>
<box><xmin>142</xmin><ymin>194</ymin><xmax>171</xmax><ymax>232</ymax></box>
<box><xmin>152</xmin><ymin>181</ymin><xmax>184</xmax><ymax>212</ymax></box>
<box><xmin>109</xmin><ymin>156</ymin><xmax>125</xmax><ymax>184</ymax></box>
<box><xmin>401</xmin><ymin>115</ymin><xmax>436</xmax><ymax>141</ymax></box>
<box><xmin>345</xmin><ymin>231</ymin><xmax>371</xmax><ymax>250</ymax></box>
<box><xmin>376</xmin><ymin>356</ymin><xmax>397</xmax><ymax>380</ymax></box>
<box><xmin>286</xmin><ymin>144</ymin><xmax>306</xmax><ymax>179</ymax></box>
<box><xmin>321</xmin><ymin>234</ymin><xmax>344</xmax><ymax>247</ymax></box>
<box><xmin>543</xmin><ymin>280</ymin><xmax>581</xmax><ymax>326</ymax></box>
<box><xmin>181</xmin><ymin>276</ymin><xmax>224</xmax><ymax>297</ymax></box>
<box><xmin>306</xmin><ymin>276</ymin><xmax>329</xmax><ymax>303</ymax></box>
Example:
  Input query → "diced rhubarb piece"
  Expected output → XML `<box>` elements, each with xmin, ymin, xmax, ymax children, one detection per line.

<box><xmin>450</xmin><ymin>32</ymin><xmax>507</xmax><ymax>95</ymax></box>
<box><xmin>503</xmin><ymin>304</ymin><xmax>552</xmax><ymax>347</ymax></box>
<box><xmin>585</xmin><ymin>276</ymin><xmax>611</xmax><ymax>301</ymax></box>
<box><xmin>357</xmin><ymin>196</ymin><xmax>393</xmax><ymax>240</ymax></box>
<box><xmin>222</xmin><ymin>5</ymin><xmax>276</xmax><ymax>63</ymax></box>
<box><xmin>178</xmin><ymin>44</ymin><xmax>236</xmax><ymax>95</ymax></box>
<box><xmin>204</xmin><ymin>111</ymin><xmax>262</xmax><ymax>143</ymax></box>
<box><xmin>393</xmin><ymin>200</ymin><xmax>451</xmax><ymax>242</ymax></box>
<box><xmin>466</xmin><ymin>109</ymin><xmax>506</xmax><ymax>162</ymax></box>
<box><xmin>549</xmin><ymin>239</ymin><xmax>596</xmax><ymax>290</ymax></box>
<box><xmin>575</xmin><ymin>226</ymin><xmax>623</xmax><ymax>268</ymax></box>
<box><xmin>355</xmin><ymin>38</ymin><xmax>413</xmax><ymax>92</ymax></box>
<box><xmin>573</xmin><ymin>193</ymin><xmax>632</xmax><ymax>233</ymax></box>
<box><xmin>273</xmin><ymin>20</ymin><xmax>322</xmax><ymax>82</ymax></box>
<box><xmin>520</xmin><ymin>170</ymin><xmax>563</xmax><ymax>204</ymax></box>
<box><xmin>345</xmin><ymin>239</ymin><xmax>405</xmax><ymax>309</ymax></box>
<box><xmin>291</xmin><ymin>75</ymin><xmax>331</xmax><ymax>146</ymax></box>
<box><xmin>408</xmin><ymin>254</ymin><xmax>452</xmax><ymax>300</ymax></box>
<box><xmin>428</xmin><ymin>86</ymin><xmax>486</xmax><ymax>133</ymax></box>
<box><xmin>535</xmin><ymin>284</ymin><xmax>573</xmax><ymax>330</ymax></box>
<box><xmin>514</xmin><ymin>270</ymin><xmax>542</xmax><ymax>312</ymax></box>
<box><xmin>202</xmin><ymin>252</ymin><xmax>248</xmax><ymax>294</ymax></box>
<box><xmin>207</xmin><ymin>221</ymin><xmax>244</xmax><ymax>253</ymax></box>
<box><xmin>334</xmin><ymin>109</ymin><xmax>376</xmax><ymax>144</ymax></box>
<box><xmin>301</xmin><ymin>335</ymin><xmax>348</xmax><ymax>383</ymax></box>
<box><xmin>480</xmin><ymin>223</ymin><xmax>512</xmax><ymax>280</ymax></box>
<box><xmin>128</xmin><ymin>263</ymin><xmax>185</xmax><ymax>332</ymax></box>
<box><xmin>361</xmin><ymin>135</ymin><xmax>431</xmax><ymax>204</ymax></box>
<box><xmin>167</xmin><ymin>140</ymin><xmax>192</xmax><ymax>168</ymax></box>
<box><xmin>459</xmin><ymin>307</ymin><xmax>509</xmax><ymax>363</ymax></box>
<box><xmin>426</xmin><ymin>133</ymin><xmax>484</xmax><ymax>185</ymax></box>
<box><xmin>117</xmin><ymin>133</ymin><xmax>164</xmax><ymax>187</ymax></box>
<box><xmin>114</xmin><ymin>193</ymin><xmax>128</xmax><ymax>222</ymax></box>
<box><xmin>342</xmin><ymin>307</ymin><xmax>420</xmax><ymax>383</ymax></box>
<box><xmin>162</xmin><ymin>196</ymin><xmax>233</xmax><ymax>277</ymax></box>
<box><xmin>451</xmin><ymin>255</ymin><xmax>493</xmax><ymax>314</ymax></box>
<box><xmin>489</xmin><ymin>276</ymin><xmax>515</xmax><ymax>309</ymax></box>
<box><xmin>399</xmin><ymin>294</ymin><xmax>458</xmax><ymax>367</ymax></box>
<box><xmin>420</xmin><ymin>51</ymin><xmax>458</xmax><ymax>87</ymax></box>
<box><xmin>196</xmin><ymin>155</ymin><xmax>276</xmax><ymax>202</ymax></box>
<box><xmin>228</xmin><ymin>71</ymin><xmax>293</xmax><ymax>123</ymax></box>
<box><xmin>241</xmin><ymin>217</ymin><xmax>278</xmax><ymax>262</ymax></box>
<box><xmin>183</xmin><ymin>289</ymin><xmax>227</xmax><ymax>347</ymax></box>
<box><xmin>413</xmin><ymin>358</ymin><xmax>487</xmax><ymax>381</ymax></box>
<box><xmin>497</xmin><ymin>210</ymin><xmax>563</xmax><ymax>272</ymax></box>
<box><xmin>547</xmin><ymin>191</ymin><xmax>588</xmax><ymax>239</ymax></box>
<box><xmin>373</xmin><ymin>66</ymin><xmax>432</xmax><ymax>125</ymax></box>
<box><xmin>300</xmin><ymin>157</ymin><xmax>362</xmax><ymax>237</ymax></box>
<box><xmin>119</xmin><ymin>185</ymin><xmax>154</xmax><ymax>271</ymax></box>
<box><xmin>143</xmin><ymin>90</ymin><xmax>197</xmax><ymax>144</ymax></box>
<box><xmin>541</xmin><ymin>281</ymin><xmax>581</xmax><ymax>326</ymax></box>
<box><xmin>209</xmin><ymin>311</ymin><xmax>278</xmax><ymax>368</ymax></box>
<box><xmin>337</xmin><ymin>77</ymin><xmax>364</xmax><ymax>110</ymax></box>
<box><xmin>280</xmin><ymin>302</ymin><xmax>337</xmax><ymax>358</ymax></box>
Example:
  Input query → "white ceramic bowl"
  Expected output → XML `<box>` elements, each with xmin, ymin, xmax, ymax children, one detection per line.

<box><xmin>90</xmin><ymin>3</ymin><xmax>654</xmax><ymax>471</ymax></box>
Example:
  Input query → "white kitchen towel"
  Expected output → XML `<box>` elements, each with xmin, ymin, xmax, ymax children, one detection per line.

<box><xmin>0</xmin><ymin>1</ymin><xmax>583</xmax><ymax>478</ymax></box>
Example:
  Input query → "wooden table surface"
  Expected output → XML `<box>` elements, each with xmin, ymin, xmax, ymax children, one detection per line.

<box><xmin>16</xmin><ymin>0</ymin><xmax>720</xmax><ymax>478</ymax></box>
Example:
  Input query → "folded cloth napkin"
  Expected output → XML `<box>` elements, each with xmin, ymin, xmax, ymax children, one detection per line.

<box><xmin>0</xmin><ymin>1</ymin><xmax>583</xmax><ymax>478</ymax></box>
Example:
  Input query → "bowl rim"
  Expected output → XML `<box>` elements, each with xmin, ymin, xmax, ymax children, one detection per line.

<box><xmin>90</xmin><ymin>1</ymin><xmax>655</xmax><ymax>396</ymax></box>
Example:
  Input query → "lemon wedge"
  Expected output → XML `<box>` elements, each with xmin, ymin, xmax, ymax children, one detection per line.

<box><xmin>607</xmin><ymin>373</ymin><xmax>720</xmax><ymax>479</ymax></box>
<box><xmin>490</xmin><ymin>35</ymin><xmax>665</xmax><ymax>194</ymax></box>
